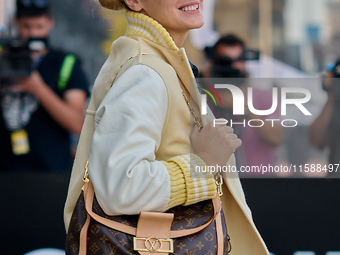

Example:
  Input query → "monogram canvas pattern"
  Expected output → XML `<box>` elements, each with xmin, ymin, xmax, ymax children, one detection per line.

<box><xmin>66</xmin><ymin>191</ymin><xmax>229</xmax><ymax>255</ymax></box>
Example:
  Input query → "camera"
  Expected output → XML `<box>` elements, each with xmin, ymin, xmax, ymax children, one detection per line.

<box><xmin>0</xmin><ymin>37</ymin><xmax>48</xmax><ymax>81</ymax></box>
<box><xmin>207</xmin><ymin>49</ymin><xmax>260</xmax><ymax>88</ymax></box>
<box><xmin>209</xmin><ymin>49</ymin><xmax>260</xmax><ymax>79</ymax></box>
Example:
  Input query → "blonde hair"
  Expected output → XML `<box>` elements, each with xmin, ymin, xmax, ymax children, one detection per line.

<box><xmin>98</xmin><ymin>0</ymin><xmax>128</xmax><ymax>10</ymax></box>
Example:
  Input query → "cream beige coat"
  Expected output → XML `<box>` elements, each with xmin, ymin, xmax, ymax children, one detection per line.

<box><xmin>64</xmin><ymin>35</ymin><xmax>269</xmax><ymax>255</ymax></box>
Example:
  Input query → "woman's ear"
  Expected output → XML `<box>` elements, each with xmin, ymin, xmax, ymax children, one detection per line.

<box><xmin>124</xmin><ymin>0</ymin><xmax>143</xmax><ymax>12</ymax></box>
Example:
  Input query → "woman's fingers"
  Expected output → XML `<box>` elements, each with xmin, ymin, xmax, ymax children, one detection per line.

<box><xmin>227</xmin><ymin>133</ymin><xmax>238</xmax><ymax>140</ymax></box>
<box><xmin>213</xmin><ymin>118</ymin><xmax>228</xmax><ymax>127</ymax></box>
<box><xmin>191</xmin><ymin>119</ymin><xmax>242</xmax><ymax>167</ymax></box>
<box><xmin>210</xmin><ymin>119</ymin><xmax>234</xmax><ymax>133</ymax></box>
<box><xmin>232</xmin><ymin>137</ymin><xmax>242</xmax><ymax>148</ymax></box>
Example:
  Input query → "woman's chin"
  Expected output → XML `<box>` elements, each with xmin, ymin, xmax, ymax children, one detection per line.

<box><xmin>186</xmin><ymin>17</ymin><xmax>204</xmax><ymax>30</ymax></box>
<box><xmin>191</xmin><ymin>21</ymin><xmax>205</xmax><ymax>30</ymax></box>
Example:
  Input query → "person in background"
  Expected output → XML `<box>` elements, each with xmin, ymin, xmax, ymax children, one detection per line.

<box><xmin>0</xmin><ymin>0</ymin><xmax>89</xmax><ymax>171</ymax></box>
<box><xmin>309</xmin><ymin>60</ymin><xmax>340</xmax><ymax>176</ymax></box>
<box><xmin>205</xmin><ymin>34</ymin><xmax>282</xmax><ymax>170</ymax></box>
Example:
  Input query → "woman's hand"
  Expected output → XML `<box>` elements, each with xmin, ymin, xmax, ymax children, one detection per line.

<box><xmin>190</xmin><ymin>119</ymin><xmax>242</xmax><ymax>176</ymax></box>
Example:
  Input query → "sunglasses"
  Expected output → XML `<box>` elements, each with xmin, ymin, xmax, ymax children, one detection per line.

<box><xmin>19</xmin><ymin>0</ymin><xmax>49</xmax><ymax>9</ymax></box>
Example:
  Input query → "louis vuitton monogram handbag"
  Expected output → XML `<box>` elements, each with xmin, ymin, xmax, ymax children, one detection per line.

<box><xmin>65</xmin><ymin>162</ymin><xmax>230</xmax><ymax>255</ymax></box>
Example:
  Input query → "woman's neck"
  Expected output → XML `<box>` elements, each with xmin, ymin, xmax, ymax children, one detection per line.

<box><xmin>168</xmin><ymin>31</ymin><xmax>188</xmax><ymax>49</ymax></box>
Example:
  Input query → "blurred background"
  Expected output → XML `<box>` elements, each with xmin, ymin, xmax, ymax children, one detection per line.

<box><xmin>3</xmin><ymin>0</ymin><xmax>339</xmax><ymax>175</ymax></box>
<box><xmin>1</xmin><ymin>0</ymin><xmax>340</xmax><ymax>254</ymax></box>
<box><xmin>3</xmin><ymin>0</ymin><xmax>340</xmax><ymax>79</ymax></box>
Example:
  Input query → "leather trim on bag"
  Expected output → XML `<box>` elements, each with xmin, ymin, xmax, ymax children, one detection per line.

<box><xmin>83</xmin><ymin>181</ymin><xmax>222</xmax><ymax>239</ymax></box>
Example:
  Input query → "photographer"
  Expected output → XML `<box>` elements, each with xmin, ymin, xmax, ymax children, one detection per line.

<box><xmin>0</xmin><ymin>0</ymin><xmax>89</xmax><ymax>171</ymax></box>
<box><xmin>205</xmin><ymin>34</ymin><xmax>282</xmax><ymax>169</ymax></box>
<box><xmin>309</xmin><ymin>60</ymin><xmax>340</xmax><ymax>169</ymax></box>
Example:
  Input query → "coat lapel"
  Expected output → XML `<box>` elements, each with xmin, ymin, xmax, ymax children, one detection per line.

<box><xmin>158</xmin><ymin>47</ymin><xmax>202</xmax><ymax>109</ymax></box>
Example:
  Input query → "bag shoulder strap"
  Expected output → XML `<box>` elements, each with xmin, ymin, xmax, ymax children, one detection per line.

<box><xmin>83</xmin><ymin>181</ymin><xmax>221</xmax><ymax>238</ymax></box>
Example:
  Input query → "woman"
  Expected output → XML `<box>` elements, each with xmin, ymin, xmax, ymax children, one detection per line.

<box><xmin>64</xmin><ymin>0</ymin><xmax>269</xmax><ymax>254</ymax></box>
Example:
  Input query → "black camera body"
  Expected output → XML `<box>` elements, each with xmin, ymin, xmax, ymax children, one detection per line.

<box><xmin>0</xmin><ymin>37</ymin><xmax>48</xmax><ymax>81</ymax></box>
<box><xmin>210</xmin><ymin>49</ymin><xmax>260</xmax><ymax>79</ymax></box>
<box><xmin>0</xmin><ymin>38</ymin><xmax>32</xmax><ymax>79</ymax></box>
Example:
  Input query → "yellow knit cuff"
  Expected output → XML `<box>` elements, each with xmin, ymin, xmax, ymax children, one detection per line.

<box><xmin>163</xmin><ymin>153</ymin><xmax>216</xmax><ymax>210</ymax></box>
<box><xmin>162</xmin><ymin>160</ymin><xmax>186</xmax><ymax>210</ymax></box>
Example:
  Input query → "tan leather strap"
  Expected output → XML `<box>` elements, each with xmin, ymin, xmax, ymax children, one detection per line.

<box><xmin>135</xmin><ymin>212</ymin><xmax>174</xmax><ymax>255</ymax></box>
<box><xmin>215</xmin><ymin>207</ymin><xmax>224</xmax><ymax>255</ymax></box>
<box><xmin>83</xmin><ymin>181</ymin><xmax>221</xmax><ymax>238</ymax></box>
<box><xmin>79</xmin><ymin>212</ymin><xmax>91</xmax><ymax>255</ymax></box>
<box><xmin>84</xmin><ymin>181</ymin><xmax>137</xmax><ymax>235</ymax></box>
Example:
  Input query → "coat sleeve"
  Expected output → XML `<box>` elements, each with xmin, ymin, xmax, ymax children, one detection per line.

<box><xmin>88</xmin><ymin>65</ymin><xmax>216</xmax><ymax>216</ymax></box>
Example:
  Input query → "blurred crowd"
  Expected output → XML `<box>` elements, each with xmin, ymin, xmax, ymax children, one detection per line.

<box><xmin>0</xmin><ymin>0</ymin><xmax>339</xmax><ymax>177</ymax></box>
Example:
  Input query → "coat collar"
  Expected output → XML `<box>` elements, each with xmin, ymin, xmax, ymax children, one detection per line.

<box><xmin>125</xmin><ymin>11</ymin><xmax>202</xmax><ymax>111</ymax></box>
